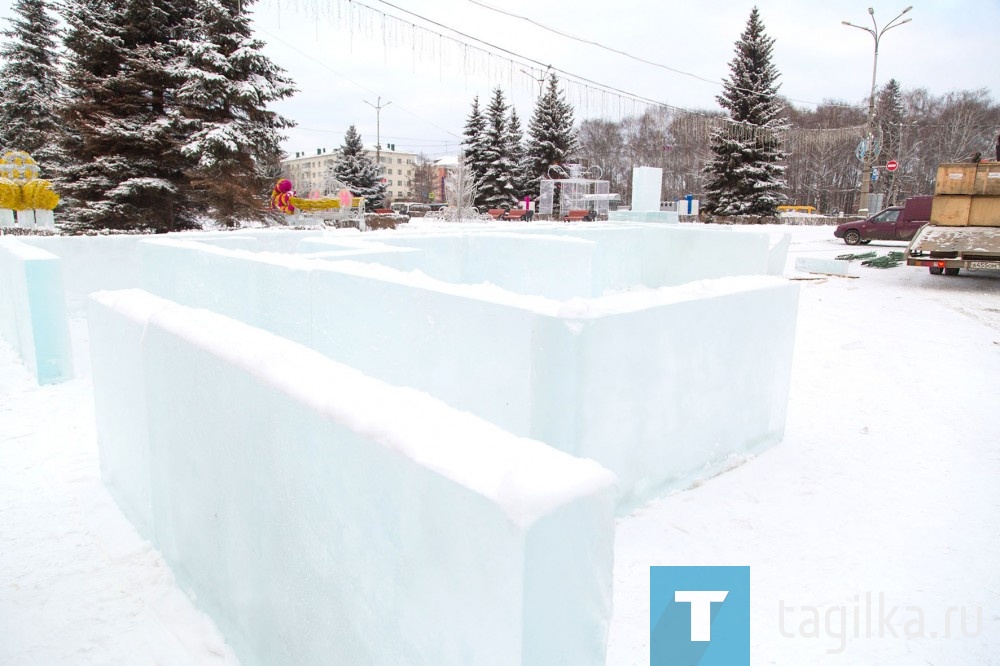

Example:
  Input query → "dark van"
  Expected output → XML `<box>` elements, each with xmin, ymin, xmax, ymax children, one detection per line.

<box><xmin>834</xmin><ymin>196</ymin><xmax>933</xmax><ymax>245</ymax></box>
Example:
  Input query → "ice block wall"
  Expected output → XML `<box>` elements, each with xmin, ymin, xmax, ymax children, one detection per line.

<box><xmin>88</xmin><ymin>288</ymin><xmax>618</xmax><ymax>666</ymax></box>
<box><xmin>532</xmin><ymin>278</ymin><xmax>800</xmax><ymax>510</ymax></box>
<box><xmin>137</xmin><ymin>238</ymin><xmax>798</xmax><ymax>510</ymax></box>
<box><xmin>18</xmin><ymin>230</ymin><xmax>329</xmax><ymax>315</ymax></box>
<box><xmin>636</xmin><ymin>225</ymin><xmax>773</xmax><ymax>286</ymax></box>
<box><xmin>0</xmin><ymin>238</ymin><xmax>73</xmax><ymax>384</ymax></box>
<box><xmin>300</xmin><ymin>233</ymin><xmax>604</xmax><ymax>298</ymax></box>
<box><xmin>298</xmin><ymin>224</ymin><xmax>786</xmax><ymax>297</ymax></box>
<box><xmin>631</xmin><ymin>166</ymin><xmax>662</xmax><ymax>212</ymax></box>
<box><xmin>140</xmin><ymin>241</ymin><xmax>546</xmax><ymax>435</ymax></box>
<box><xmin>607</xmin><ymin>210</ymin><xmax>680</xmax><ymax>223</ymax></box>
<box><xmin>17</xmin><ymin>235</ymin><xmax>149</xmax><ymax>315</ymax></box>
<box><xmin>383</xmin><ymin>233</ymin><xmax>601</xmax><ymax>301</ymax></box>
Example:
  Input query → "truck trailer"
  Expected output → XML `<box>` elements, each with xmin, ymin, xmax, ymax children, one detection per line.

<box><xmin>905</xmin><ymin>162</ymin><xmax>1000</xmax><ymax>275</ymax></box>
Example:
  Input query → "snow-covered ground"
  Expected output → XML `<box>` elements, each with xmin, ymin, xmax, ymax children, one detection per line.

<box><xmin>2</xmin><ymin>224</ymin><xmax>998</xmax><ymax>664</ymax></box>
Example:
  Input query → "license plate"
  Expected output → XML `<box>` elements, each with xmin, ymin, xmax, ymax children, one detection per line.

<box><xmin>970</xmin><ymin>261</ymin><xmax>1000</xmax><ymax>269</ymax></box>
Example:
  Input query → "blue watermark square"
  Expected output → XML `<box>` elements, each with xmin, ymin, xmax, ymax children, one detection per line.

<box><xmin>650</xmin><ymin>566</ymin><xmax>750</xmax><ymax>666</ymax></box>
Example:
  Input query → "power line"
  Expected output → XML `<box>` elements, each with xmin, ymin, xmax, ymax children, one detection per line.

<box><xmin>466</xmin><ymin>1</ymin><xmax>718</xmax><ymax>85</ymax></box>
<box><xmin>367</xmin><ymin>0</ymin><xmax>687</xmax><ymax>112</ymax></box>
<box><xmin>285</xmin><ymin>130</ymin><xmax>459</xmax><ymax>154</ymax></box>
<box><xmin>462</xmin><ymin>0</ymin><xmax>862</xmax><ymax>110</ymax></box>
<box><xmin>264</xmin><ymin>0</ymin><xmax>868</xmax><ymax>147</ymax></box>
<box><xmin>296</xmin><ymin>127</ymin><xmax>456</xmax><ymax>142</ymax></box>
<box><xmin>358</xmin><ymin>0</ymin><xmax>868</xmax><ymax>131</ymax></box>
<box><xmin>261</xmin><ymin>0</ymin><xmax>698</xmax><ymax>139</ymax></box>
<box><xmin>255</xmin><ymin>24</ymin><xmax>463</xmax><ymax>139</ymax></box>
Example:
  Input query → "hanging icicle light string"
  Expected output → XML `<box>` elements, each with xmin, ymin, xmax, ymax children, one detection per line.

<box><xmin>262</xmin><ymin>0</ymin><xmax>867</xmax><ymax>150</ymax></box>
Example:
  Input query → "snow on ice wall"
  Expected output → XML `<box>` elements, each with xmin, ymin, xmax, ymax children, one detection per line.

<box><xmin>138</xmin><ymin>232</ymin><xmax>798</xmax><ymax>510</ymax></box>
<box><xmin>0</xmin><ymin>238</ymin><xmax>73</xmax><ymax>384</ymax></box>
<box><xmin>87</xmin><ymin>288</ymin><xmax>618</xmax><ymax>666</ymax></box>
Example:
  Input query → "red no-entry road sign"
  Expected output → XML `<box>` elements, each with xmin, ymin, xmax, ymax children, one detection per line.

<box><xmin>886</xmin><ymin>160</ymin><xmax>899</xmax><ymax>172</ymax></box>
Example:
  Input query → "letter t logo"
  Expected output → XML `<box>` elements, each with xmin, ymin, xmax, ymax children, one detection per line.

<box><xmin>674</xmin><ymin>590</ymin><xmax>729</xmax><ymax>641</ymax></box>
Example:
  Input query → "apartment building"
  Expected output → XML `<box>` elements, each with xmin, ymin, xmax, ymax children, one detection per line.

<box><xmin>280</xmin><ymin>145</ymin><xmax>418</xmax><ymax>201</ymax></box>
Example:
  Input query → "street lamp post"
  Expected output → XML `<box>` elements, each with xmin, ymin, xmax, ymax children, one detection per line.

<box><xmin>842</xmin><ymin>6</ymin><xmax>912</xmax><ymax>215</ymax></box>
<box><xmin>363</xmin><ymin>96</ymin><xmax>392</xmax><ymax>165</ymax></box>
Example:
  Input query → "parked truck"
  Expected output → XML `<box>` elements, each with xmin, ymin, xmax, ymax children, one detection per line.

<box><xmin>905</xmin><ymin>162</ymin><xmax>1000</xmax><ymax>275</ymax></box>
<box><xmin>834</xmin><ymin>195</ymin><xmax>932</xmax><ymax>245</ymax></box>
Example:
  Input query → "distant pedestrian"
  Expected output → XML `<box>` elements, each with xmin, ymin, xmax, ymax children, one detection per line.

<box><xmin>971</xmin><ymin>151</ymin><xmax>982</xmax><ymax>163</ymax></box>
<box><xmin>995</xmin><ymin>133</ymin><xmax>1000</xmax><ymax>161</ymax></box>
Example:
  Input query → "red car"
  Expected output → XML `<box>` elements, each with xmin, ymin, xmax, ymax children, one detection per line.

<box><xmin>834</xmin><ymin>195</ymin><xmax>932</xmax><ymax>245</ymax></box>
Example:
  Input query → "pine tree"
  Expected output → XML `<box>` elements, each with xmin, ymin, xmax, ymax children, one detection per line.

<box><xmin>462</xmin><ymin>95</ymin><xmax>488</xmax><ymax>207</ymax></box>
<box><xmin>175</xmin><ymin>0</ymin><xmax>295</xmax><ymax>227</ymax></box>
<box><xmin>0</xmin><ymin>0</ymin><xmax>62</xmax><ymax>166</ymax></box>
<box><xmin>478</xmin><ymin>87</ymin><xmax>518</xmax><ymax>209</ymax></box>
<box><xmin>57</xmin><ymin>0</ymin><xmax>199</xmax><ymax>232</ymax></box>
<box><xmin>506</xmin><ymin>107</ymin><xmax>527</xmax><ymax>203</ymax></box>
<box><xmin>875</xmin><ymin>78</ymin><xmax>904</xmax><ymax>202</ymax></box>
<box><xmin>703</xmin><ymin>7</ymin><xmax>787</xmax><ymax>217</ymax></box>
<box><xmin>525</xmin><ymin>73</ymin><xmax>579</xmax><ymax>198</ymax></box>
<box><xmin>330</xmin><ymin>125</ymin><xmax>386</xmax><ymax>210</ymax></box>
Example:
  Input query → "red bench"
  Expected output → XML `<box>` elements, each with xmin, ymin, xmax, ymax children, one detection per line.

<box><xmin>505</xmin><ymin>209</ymin><xmax>529</xmax><ymax>220</ymax></box>
<box><xmin>563</xmin><ymin>209</ymin><xmax>593</xmax><ymax>222</ymax></box>
<box><xmin>374</xmin><ymin>208</ymin><xmax>393</xmax><ymax>214</ymax></box>
<box><xmin>488</xmin><ymin>209</ymin><xmax>507</xmax><ymax>219</ymax></box>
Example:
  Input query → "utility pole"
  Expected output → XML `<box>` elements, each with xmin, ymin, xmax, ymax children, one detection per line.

<box><xmin>363</xmin><ymin>96</ymin><xmax>392</xmax><ymax>166</ymax></box>
<box><xmin>521</xmin><ymin>65</ymin><xmax>551</xmax><ymax>98</ymax></box>
<box><xmin>842</xmin><ymin>6</ymin><xmax>912</xmax><ymax>215</ymax></box>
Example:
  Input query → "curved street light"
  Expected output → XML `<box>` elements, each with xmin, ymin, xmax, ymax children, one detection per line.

<box><xmin>842</xmin><ymin>6</ymin><xmax>913</xmax><ymax>214</ymax></box>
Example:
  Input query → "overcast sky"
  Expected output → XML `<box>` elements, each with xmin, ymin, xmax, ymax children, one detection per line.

<box><xmin>2</xmin><ymin>0</ymin><xmax>999</xmax><ymax>159</ymax></box>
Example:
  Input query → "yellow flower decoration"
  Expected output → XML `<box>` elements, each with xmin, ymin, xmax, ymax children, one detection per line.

<box><xmin>0</xmin><ymin>178</ymin><xmax>23</xmax><ymax>210</ymax></box>
<box><xmin>22</xmin><ymin>179</ymin><xmax>60</xmax><ymax>210</ymax></box>
<box><xmin>289</xmin><ymin>196</ymin><xmax>366</xmax><ymax>211</ymax></box>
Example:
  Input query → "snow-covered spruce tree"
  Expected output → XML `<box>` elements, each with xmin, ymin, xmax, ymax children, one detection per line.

<box><xmin>461</xmin><ymin>95</ymin><xmax>488</xmax><ymax>208</ymax></box>
<box><xmin>525</xmin><ymin>73</ymin><xmax>579</xmax><ymax>199</ymax></box>
<box><xmin>703</xmin><ymin>7</ymin><xmax>787</xmax><ymax>218</ymax></box>
<box><xmin>478</xmin><ymin>87</ymin><xmax>518</xmax><ymax>209</ymax></box>
<box><xmin>175</xmin><ymin>0</ymin><xmax>295</xmax><ymax>227</ymax></box>
<box><xmin>0</xmin><ymin>0</ymin><xmax>62</xmax><ymax>165</ymax></box>
<box><xmin>506</xmin><ymin>107</ymin><xmax>528</xmax><ymax>203</ymax></box>
<box><xmin>57</xmin><ymin>0</ymin><xmax>199</xmax><ymax>232</ymax></box>
<box><xmin>330</xmin><ymin>125</ymin><xmax>385</xmax><ymax>211</ymax></box>
<box><xmin>875</xmin><ymin>78</ymin><xmax>904</xmax><ymax>201</ymax></box>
